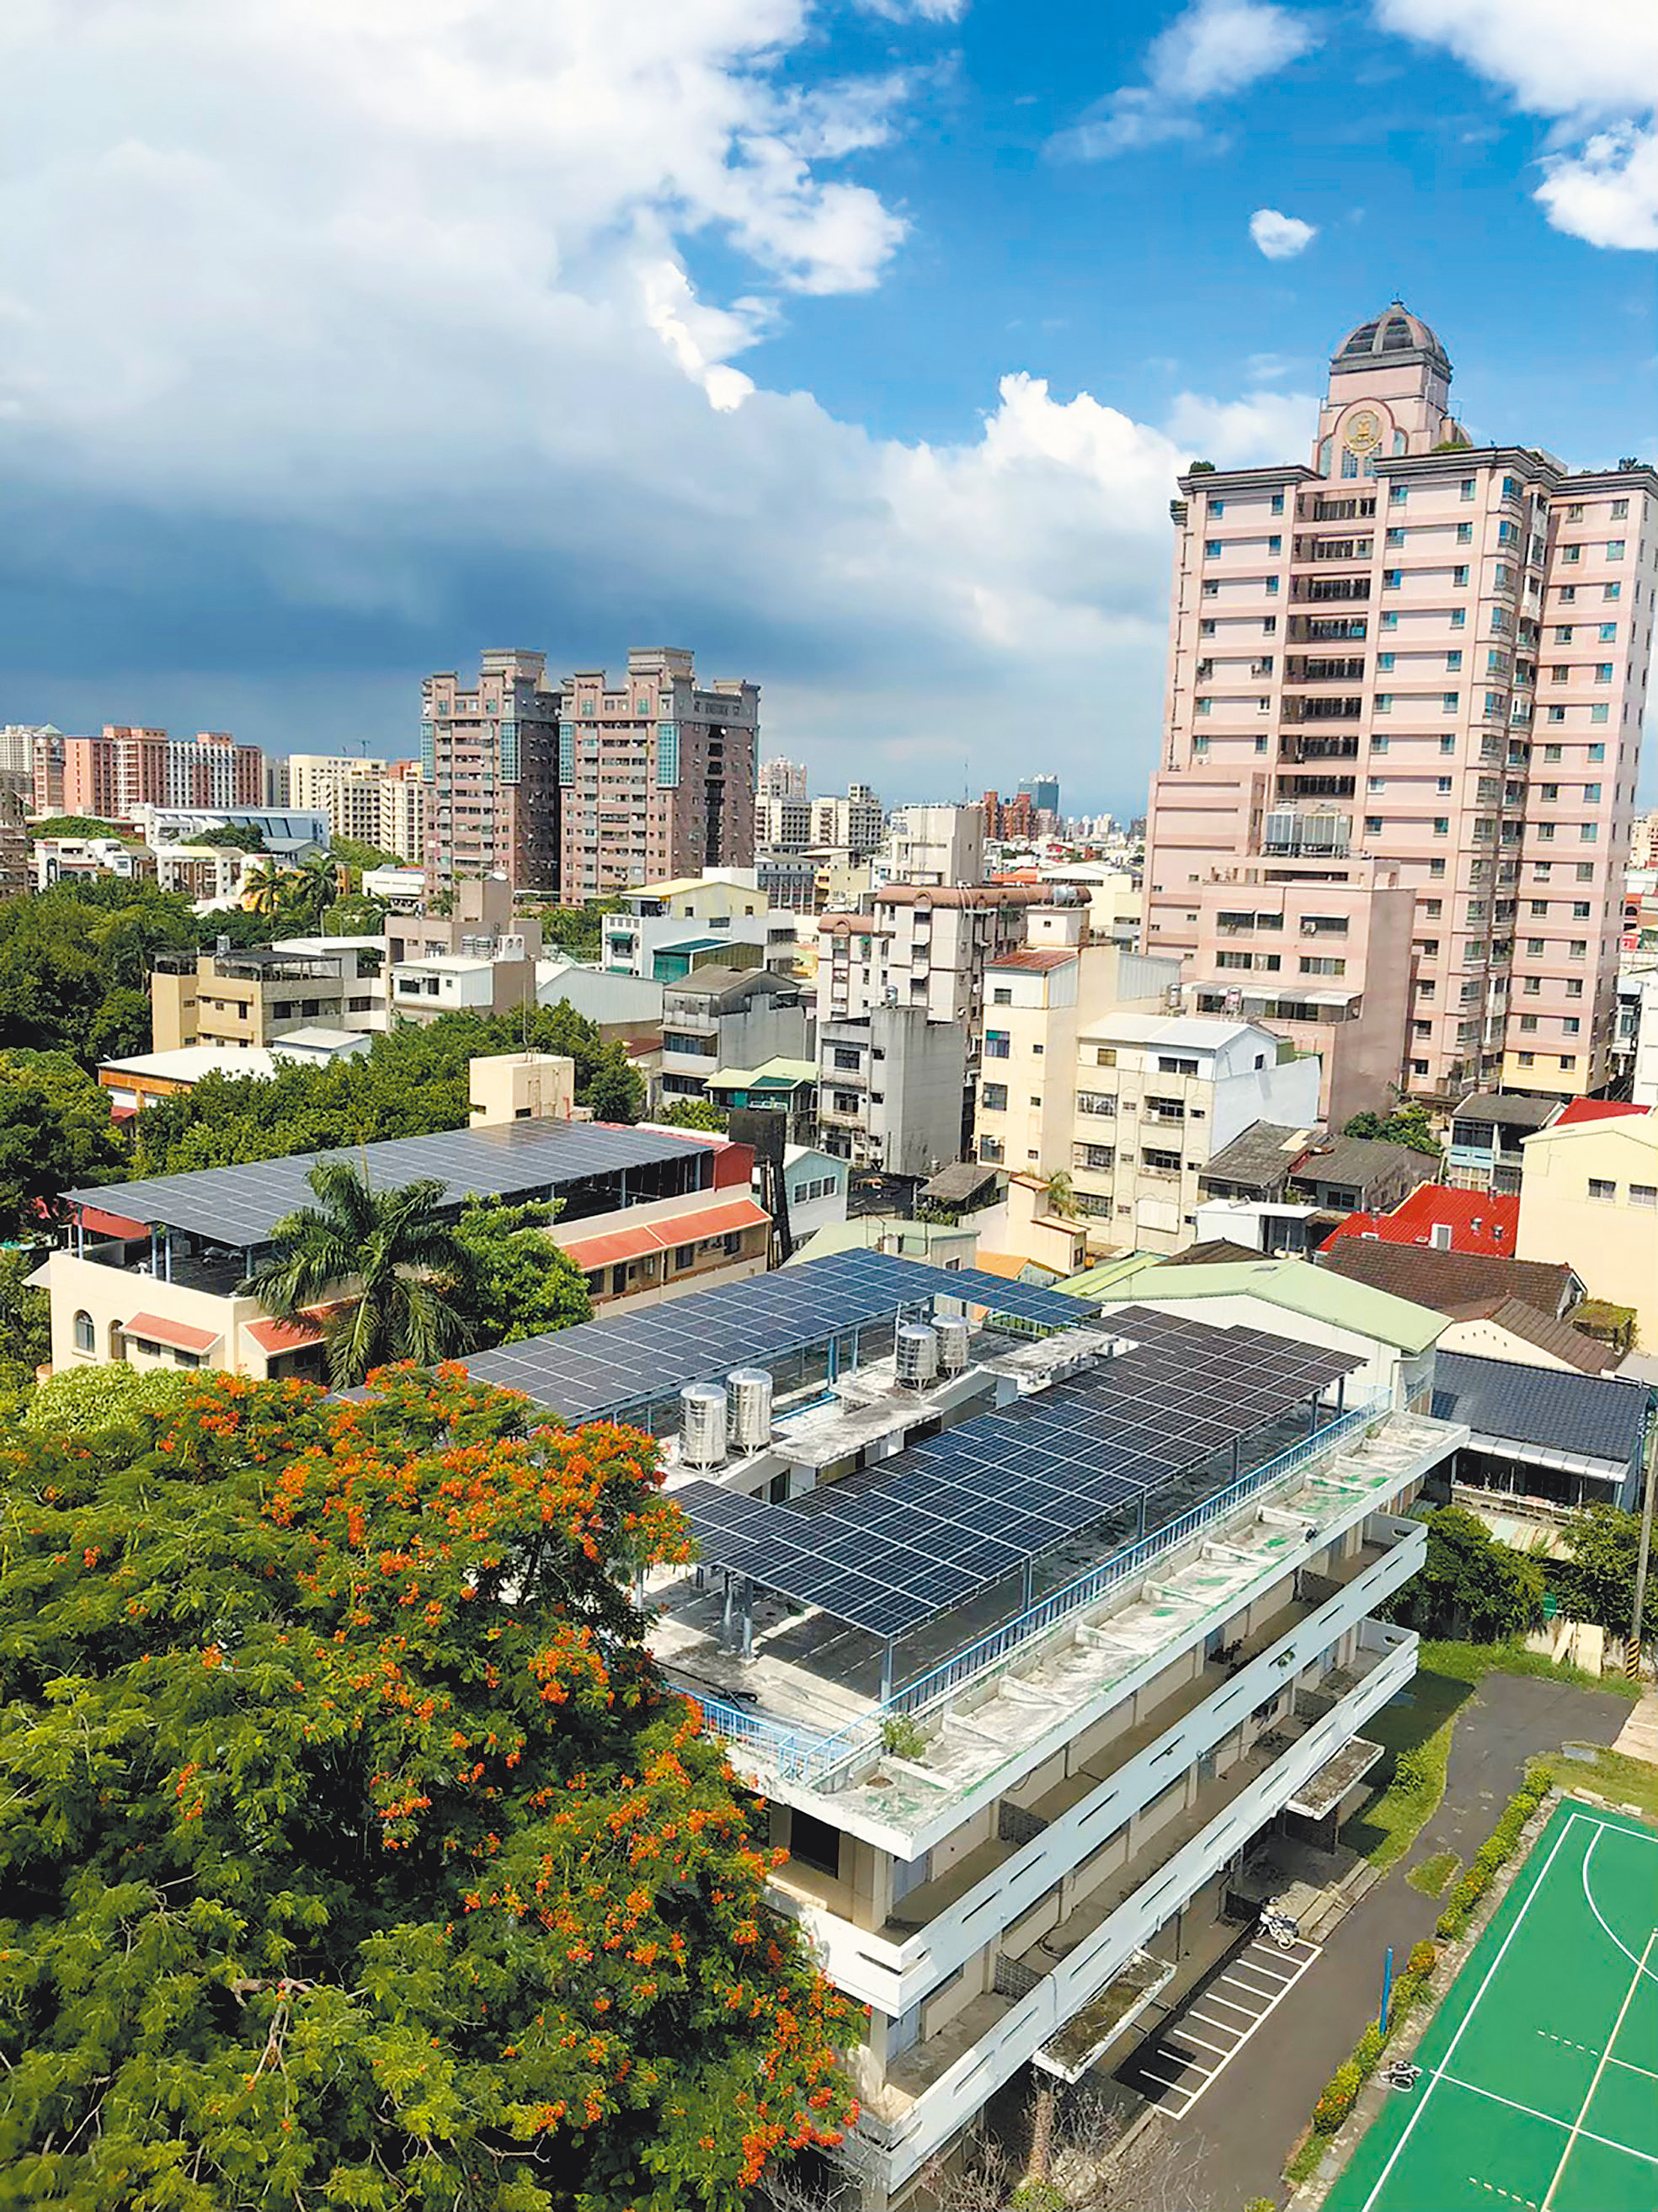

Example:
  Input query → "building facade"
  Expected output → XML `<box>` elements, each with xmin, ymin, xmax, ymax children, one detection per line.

<box><xmin>817</xmin><ymin>1001</ymin><xmax>968</xmax><ymax>1178</ymax></box>
<box><xmin>1517</xmin><ymin>1101</ymin><xmax>1658</xmax><ymax>1347</ymax></box>
<box><xmin>557</xmin><ymin>648</ymin><xmax>759</xmax><ymax>900</ymax></box>
<box><xmin>878</xmin><ymin>803</ymin><xmax>985</xmax><ymax>888</ymax></box>
<box><xmin>288</xmin><ymin>754</ymin><xmax>427</xmax><ymax>863</ymax></box>
<box><xmin>62</xmin><ymin>727</ymin><xmax>264</xmax><ymax>818</ymax></box>
<box><xmin>420</xmin><ymin>649</ymin><xmax>562</xmax><ymax>891</ymax></box>
<box><xmin>1144</xmin><ymin>304</ymin><xmax>1655</xmax><ymax>1104</ymax></box>
<box><xmin>151</xmin><ymin>942</ymin><xmax>383</xmax><ymax>1051</ymax></box>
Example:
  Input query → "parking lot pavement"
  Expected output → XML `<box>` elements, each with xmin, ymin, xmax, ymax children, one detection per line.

<box><xmin>1116</xmin><ymin>1929</ymin><xmax>1323</xmax><ymax>2119</ymax></box>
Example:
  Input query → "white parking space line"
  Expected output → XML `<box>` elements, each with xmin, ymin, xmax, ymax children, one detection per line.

<box><xmin>1140</xmin><ymin>1932</ymin><xmax>1325</xmax><ymax>2121</ymax></box>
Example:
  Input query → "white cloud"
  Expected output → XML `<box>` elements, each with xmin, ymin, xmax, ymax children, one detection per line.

<box><xmin>1373</xmin><ymin>0</ymin><xmax>1658</xmax><ymax>250</ymax></box>
<box><xmin>1537</xmin><ymin>125</ymin><xmax>1658</xmax><ymax>251</ymax></box>
<box><xmin>1249</xmin><ymin>206</ymin><xmax>1317</xmax><ymax>258</ymax></box>
<box><xmin>0</xmin><ymin>0</ymin><xmax>1313</xmax><ymax>808</ymax></box>
<box><xmin>1054</xmin><ymin>0</ymin><xmax>1318</xmax><ymax>160</ymax></box>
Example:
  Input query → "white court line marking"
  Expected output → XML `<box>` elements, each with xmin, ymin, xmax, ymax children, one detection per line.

<box><xmin>1222</xmin><ymin>1971</ymin><xmax>1286</xmax><ymax>1998</ymax></box>
<box><xmin>1243</xmin><ymin>1952</ymin><xmax>1297</xmax><ymax>1980</ymax></box>
<box><xmin>1202</xmin><ymin>1991</ymin><xmax>1260</xmax><ymax>2017</ymax></box>
<box><xmin>1537</xmin><ymin>2028</ymin><xmax>1658</xmax><ymax>2082</ymax></box>
<box><xmin>1540</xmin><ymin>1927</ymin><xmax>1658</xmax><ymax>2210</ymax></box>
<box><xmin>1185</xmin><ymin>2012</ymin><xmax>1240</xmax><ymax>2036</ymax></box>
<box><xmin>1581</xmin><ymin>1824</ymin><xmax>1658</xmax><ymax>1985</ymax></box>
<box><xmin>1470</xmin><ymin>2181</ymin><xmax>1538</xmax><ymax>2209</ymax></box>
<box><xmin>1355</xmin><ymin>1809</ymin><xmax>1581</xmax><ymax>2212</ymax></box>
<box><xmin>1139</xmin><ymin>2065</ymin><xmax>1198</xmax><ymax>2095</ymax></box>
<box><xmin>1425</xmin><ymin>2067</ymin><xmax>1658</xmax><ymax>2170</ymax></box>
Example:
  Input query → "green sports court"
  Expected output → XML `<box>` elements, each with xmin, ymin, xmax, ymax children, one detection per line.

<box><xmin>1326</xmin><ymin>1799</ymin><xmax>1658</xmax><ymax>2212</ymax></box>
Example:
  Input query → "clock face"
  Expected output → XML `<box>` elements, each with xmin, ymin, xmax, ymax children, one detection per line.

<box><xmin>1346</xmin><ymin>409</ymin><xmax>1382</xmax><ymax>455</ymax></box>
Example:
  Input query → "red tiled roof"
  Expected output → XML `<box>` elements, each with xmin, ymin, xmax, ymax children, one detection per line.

<box><xmin>1552</xmin><ymin>1098</ymin><xmax>1651</xmax><ymax>1127</ymax></box>
<box><xmin>245</xmin><ymin>1315</ymin><xmax>325</xmax><ymax>1355</ymax></box>
<box><xmin>558</xmin><ymin>1197</ymin><xmax>770</xmax><ymax>1273</ymax></box>
<box><xmin>121</xmin><ymin>1311</ymin><xmax>219</xmax><ymax>1355</ymax></box>
<box><xmin>1319</xmin><ymin>1185</ymin><xmax>1521</xmax><ymax>1258</ymax></box>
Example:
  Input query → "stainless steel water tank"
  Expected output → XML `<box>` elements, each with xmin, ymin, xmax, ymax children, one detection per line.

<box><xmin>895</xmin><ymin>1321</ymin><xmax>940</xmax><ymax>1388</ymax></box>
<box><xmin>727</xmin><ymin>1368</ymin><xmax>774</xmax><ymax>1452</ymax></box>
<box><xmin>935</xmin><ymin>1313</ymin><xmax>971</xmax><ymax>1375</ymax></box>
<box><xmin>680</xmin><ymin>1382</ymin><xmax>728</xmax><ymax>1467</ymax></box>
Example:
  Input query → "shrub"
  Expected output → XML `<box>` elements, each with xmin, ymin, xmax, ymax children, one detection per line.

<box><xmin>880</xmin><ymin>1714</ymin><xmax>928</xmax><ymax>1761</ymax></box>
<box><xmin>1312</xmin><ymin>2059</ymin><xmax>1362</xmax><ymax>2135</ymax></box>
<box><xmin>1406</xmin><ymin>1939</ymin><xmax>1437</xmax><ymax>1977</ymax></box>
<box><xmin>1285</xmin><ymin>2135</ymin><xmax>1323</xmax><ymax>2185</ymax></box>
<box><xmin>1010</xmin><ymin>2183</ymin><xmax>1064</xmax><ymax>2212</ymax></box>
<box><xmin>1354</xmin><ymin>2023</ymin><xmax>1384</xmax><ymax>2076</ymax></box>
<box><xmin>1393</xmin><ymin>1746</ymin><xmax>1436</xmax><ymax>1796</ymax></box>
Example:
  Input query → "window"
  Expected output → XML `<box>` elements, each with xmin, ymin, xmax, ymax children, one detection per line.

<box><xmin>1380</xmin><ymin>610</ymin><xmax>1399</xmax><ymax>630</ymax></box>
<box><xmin>1433</xmin><ymin>817</ymin><xmax>1450</xmax><ymax>836</ymax></box>
<box><xmin>1456</xmin><ymin>520</ymin><xmax>1473</xmax><ymax>543</ymax></box>
<box><xmin>1383</xmin><ymin>568</ymin><xmax>1402</xmax><ymax>589</ymax></box>
<box><xmin>1563</xmin><ymin>1016</ymin><xmax>1581</xmax><ymax>1036</ymax></box>
<box><xmin>1610</xmin><ymin>498</ymin><xmax>1629</xmax><ymax>520</ymax></box>
<box><xmin>73</xmin><ymin>1311</ymin><xmax>95</xmax><ymax>1354</ymax></box>
<box><xmin>1453</xmin><ymin>564</ymin><xmax>1470</xmax><ymax>587</ymax></box>
<box><xmin>1548</xmin><ymin>706</ymin><xmax>1566</xmax><ymax>724</ymax></box>
<box><xmin>1437</xmin><ymin>776</ymin><xmax>1453</xmax><ymax>794</ymax></box>
<box><xmin>1210</xmin><ymin>499</ymin><xmax>1225</xmax><ymax>518</ymax></box>
<box><xmin>1562</xmin><ymin>543</ymin><xmax>1581</xmax><ymax>564</ymax></box>
<box><xmin>1517</xmin><ymin>1051</ymin><xmax>1534</xmax><ymax>1067</ymax></box>
<box><xmin>1588</xmin><ymin>1177</ymin><xmax>1616</xmax><ymax>1204</ymax></box>
<box><xmin>1443</xmin><ymin>692</ymin><xmax>1459</xmax><ymax>712</ymax></box>
<box><xmin>1447</xmin><ymin>650</ymin><xmax>1463</xmax><ymax>670</ymax></box>
<box><xmin>1204</xmin><ymin>539</ymin><xmax>1223</xmax><ymax>557</ymax></box>
<box><xmin>1386</xmin><ymin>526</ymin><xmax>1405</xmax><ymax>546</ymax></box>
<box><xmin>991</xmin><ymin>985</ymin><xmax>1012</xmax><ymax>1005</ymax></box>
<box><xmin>1268</xmin><ymin>535</ymin><xmax>1282</xmax><ymax>554</ymax></box>
<box><xmin>1587</xmin><ymin>744</ymin><xmax>1605</xmax><ymax>762</ymax></box>
<box><xmin>1583</xmin><ymin>783</ymin><xmax>1601</xmax><ymax>802</ymax></box>
<box><xmin>1520</xmin><ymin>1014</ymin><xmax>1538</xmax><ymax>1032</ymax></box>
<box><xmin>1543</xmin><ymin>743</ymin><xmax>1563</xmax><ymax>762</ymax></box>
<box><xmin>1594</xmin><ymin>664</ymin><xmax>1613</xmax><ymax>683</ymax></box>
<box><xmin>1559</xmin><ymin>584</ymin><xmax>1576</xmax><ymax>604</ymax></box>
<box><xmin>1271</xmin><ymin>491</ymin><xmax>1284</xmax><ymax>514</ymax></box>
<box><xmin>1460</xmin><ymin>477</ymin><xmax>1476</xmax><ymax>500</ymax></box>
<box><xmin>984</xmin><ymin>1030</ymin><xmax>1010</xmax><ymax>1058</ymax></box>
<box><xmin>1602</xmin><ymin>581</ymin><xmax>1620</xmax><ymax>601</ymax></box>
<box><xmin>1607</xmin><ymin>540</ymin><xmax>1625</xmax><ymax>559</ymax></box>
<box><xmin>1591</xmin><ymin>703</ymin><xmax>1609</xmax><ymax>723</ymax></box>
<box><xmin>1630</xmin><ymin>1185</ymin><xmax>1658</xmax><ymax>1211</ymax></box>
<box><xmin>1200</xmin><ymin>617</ymin><xmax>1216</xmax><ymax>636</ymax></box>
<box><xmin>980</xmin><ymin>1083</ymin><xmax>1007</xmax><ymax>1111</ymax></box>
<box><xmin>1450</xmin><ymin>607</ymin><xmax>1466</xmax><ymax>628</ymax></box>
<box><xmin>1599</xmin><ymin>623</ymin><xmax>1618</xmax><ymax>642</ymax></box>
<box><xmin>1365</xmin><ymin>815</ymin><xmax>1383</xmax><ymax>834</ymax></box>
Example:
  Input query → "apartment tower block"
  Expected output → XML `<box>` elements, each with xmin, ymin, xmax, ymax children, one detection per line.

<box><xmin>62</xmin><ymin>727</ymin><xmax>264</xmax><ymax>818</ymax></box>
<box><xmin>420</xmin><ymin>650</ymin><xmax>562</xmax><ymax>891</ymax></box>
<box><xmin>1144</xmin><ymin>304</ymin><xmax>1655</xmax><ymax>1102</ymax></box>
<box><xmin>557</xmin><ymin>648</ymin><xmax>759</xmax><ymax>900</ymax></box>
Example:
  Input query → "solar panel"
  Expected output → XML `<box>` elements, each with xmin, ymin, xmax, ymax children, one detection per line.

<box><xmin>463</xmin><ymin>1247</ymin><xmax>1098</xmax><ymax>1420</ymax></box>
<box><xmin>67</xmin><ymin>1118</ymin><xmax>713</xmax><ymax>1250</ymax></box>
<box><xmin>674</xmin><ymin>1307</ymin><xmax>1364</xmax><ymax>1644</ymax></box>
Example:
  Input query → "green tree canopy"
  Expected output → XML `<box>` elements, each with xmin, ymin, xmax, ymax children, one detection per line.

<box><xmin>1554</xmin><ymin>1500</ymin><xmax>1658</xmax><ymax>1646</ymax></box>
<box><xmin>657</xmin><ymin>1099</ymin><xmax>728</xmax><ymax>1134</ymax></box>
<box><xmin>0</xmin><ymin>1365</ymin><xmax>857</xmax><ymax>2211</ymax></box>
<box><xmin>1387</xmin><ymin>1506</ymin><xmax>1543</xmax><ymax>1643</ymax></box>
<box><xmin>1340</xmin><ymin>1104</ymin><xmax>1441</xmax><ymax>1159</ymax></box>
<box><xmin>0</xmin><ymin>1053</ymin><xmax>126</xmax><ymax>1242</ymax></box>
<box><xmin>0</xmin><ymin>882</ymin><xmax>199</xmax><ymax>1066</ymax></box>
<box><xmin>185</xmin><ymin>824</ymin><xmax>267</xmax><ymax>850</ymax></box>
<box><xmin>0</xmin><ymin>1250</ymin><xmax>50</xmax><ymax>1404</ymax></box>
<box><xmin>28</xmin><ymin>816</ymin><xmax>122</xmax><ymax>838</ymax></box>
<box><xmin>587</xmin><ymin>1042</ymin><xmax>645</xmax><ymax>1126</ymax></box>
<box><xmin>453</xmin><ymin>1197</ymin><xmax>594</xmax><ymax>1346</ymax></box>
<box><xmin>238</xmin><ymin>1162</ymin><xmax>480</xmax><ymax>1388</ymax></box>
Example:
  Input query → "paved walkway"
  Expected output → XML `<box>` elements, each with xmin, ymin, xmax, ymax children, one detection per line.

<box><xmin>1613</xmin><ymin>1687</ymin><xmax>1658</xmax><ymax>1763</ymax></box>
<box><xmin>1131</xmin><ymin>1670</ymin><xmax>1632</xmax><ymax>2212</ymax></box>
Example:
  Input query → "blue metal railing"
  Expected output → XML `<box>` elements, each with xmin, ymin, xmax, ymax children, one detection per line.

<box><xmin>692</xmin><ymin>1389</ymin><xmax>1394</xmax><ymax>1788</ymax></box>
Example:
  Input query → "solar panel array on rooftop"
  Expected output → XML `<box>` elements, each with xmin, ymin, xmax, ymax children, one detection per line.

<box><xmin>677</xmin><ymin>1307</ymin><xmax>1362</xmax><ymax>1642</ymax></box>
<box><xmin>64</xmin><ymin>1119</ymin><xmax>705</xmax><ymax>1249</ymax></box>
<box><xmin>464</xmin><ymin>1248</ymin><xmax>1101</xmax><ymax>1421</ymax></box>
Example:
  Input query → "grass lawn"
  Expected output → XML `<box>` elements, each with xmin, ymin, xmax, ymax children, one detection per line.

<box><xmin>1543</xmin><ymin>1745</ymin><xmax>1658</xmax><ymax>1820</ymax></box>
<box><xmin>1338</xmin><ymin>1640</ymin><xmax>1638</xmax><ymax>1872</ymax></box>
<box><xmin>1405</xmin><ymin>1848</ymin><xmax>1459</xmax><ymax>1896</ymax></box>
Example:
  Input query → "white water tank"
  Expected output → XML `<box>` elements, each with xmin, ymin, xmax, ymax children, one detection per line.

<box><xmin>680</xmin><ymin>1383</ymin><xmax>728</xmax><ymax>1468</ymax></box>
<box><xmin>895</xmin><ymin>1322</ymin><xmax>940</xmax><ymax>1388</ymax></box>
<box><xmin>935</xmin><ymin>1314</ymin><xmax>971</xmax><ymax>1376</ymax></box>
<box><xmin>727</xmin><ymin>1368</ymin><xmax>774</xmax><ymax>1453</ymax></box>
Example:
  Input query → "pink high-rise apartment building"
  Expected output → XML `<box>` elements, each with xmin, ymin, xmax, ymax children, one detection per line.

<box><xmin>557</xmin><ymin>648</ymin><xmax>758</xmax><ymax>899</ymax></box>
<box><xmin>61</xmin><ymin>727</ymin><xmax>263</xmax><ymax>818</ymax></box>
<box><xmin>420</xmin><ymin>650</ymin><xmax>562</xmax><ymax>891</ymax></box>
<box><xmin>1145</xmin><ymin>304</ymin><xmax>1655</xmax><ymax>1104</ymax></box>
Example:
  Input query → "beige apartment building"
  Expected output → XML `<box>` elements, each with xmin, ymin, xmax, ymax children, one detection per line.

<box><xmin>151</xmin><ymin>941</ymin><xmax>383</xmax><ymax>1052</ymax></box>
<box><xmin>974</xmin><ymin>914</ymin><xmax>1323</xmax><ymax>1252</ymax></box>
<box><xmin>1183</xmin><ymin>857</ymin><xmax>1415</xmax><ymax>1124</ymax></box>
<box><xmin>287</xmin><ymin>754</ymin><xmax>427</xmax><ymax>863</ymax></box>
<box><xmin>420</xmin><ymin>649</ymin><xmax>562</xmax><ymax>890</ymax></box>
<box><xmin>1145</xmin><ymin>303</ymin><xmax>1655</xmax><ymax>1104</ymax></box>
<box><xmin>1517</xmin><ymin>1102</ymin><xmax>1658</xmax><ymax>1346</ymax></box>
<box><xmin>557</xmin><ymin>648</ymin><xmax>759</xmax><ymax>901</ymax></box>
<box><xmin>62</xmin><ymin>727</ymin><xmax>264</xmax><ymax>818</ymax></box>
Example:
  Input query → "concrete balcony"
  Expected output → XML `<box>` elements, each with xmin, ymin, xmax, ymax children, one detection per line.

<box><xmin>855</xmin><ymin>1623</ymin><xmax>1417</xmax><ymax>2194</ymax></box>
<box><xmin>777</xmin><ymin>1513</ymin><xmax>1424</xmax><ymax>2017</ymax></box>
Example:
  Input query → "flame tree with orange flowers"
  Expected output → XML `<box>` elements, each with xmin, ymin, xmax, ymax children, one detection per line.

<box><xmin>0</xmin><ymin>1365</ymin><xmax>860</xmax><ymax>2212</ymax></box>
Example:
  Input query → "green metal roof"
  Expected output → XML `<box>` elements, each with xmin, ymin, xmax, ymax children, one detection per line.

<box><xmin>706</xmin><ymin>1058</ymin><xmax>818</xmax><ymax>1091</ymax></box>
<box><xmin>1060</xmin><ymin>1253</ymin><xmax>1444</xmax><ymax>1355</ymax></box>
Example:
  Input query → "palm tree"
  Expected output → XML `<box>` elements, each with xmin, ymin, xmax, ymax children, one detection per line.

<box><xmin>238</xmin><ymin>1162</ymin><xmax>480</xmax><ymax>1388</ymax></box>
<box><xmin>292</xmin><ymin>850</ymin><xmax>340</xmax><ymax>930</ymax></box>
<box><xmin>244</xmin><ymin>861</ymin><xmax>290</xmax><ymax>919</ymax></box>
<box><xmin>1041</xmin><ymin>1170</ymin><xmax>1080</xmax><ymax>1219</ymax></box>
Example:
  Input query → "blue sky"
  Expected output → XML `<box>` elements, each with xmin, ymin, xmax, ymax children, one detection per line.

<box><xmin>1</xmin><ymin>0</ymin><xmax>1654</xmax><ymax>814</ymax></box>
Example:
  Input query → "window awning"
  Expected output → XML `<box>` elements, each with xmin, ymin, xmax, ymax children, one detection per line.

<box><xmin>559</xmin><ymin>1223</ymin><xmax>664</xmax><ymax>1271</ymax></box>
<box><xmin>121</xmin><ymin>1311</ymin><xmax>220</xmax><ymax>1355</ymax></box>
<box><xmin>558</xmin><ymin>1197</ymin><xmax>770</xmax><ymax>1274</ymax></box>
<box><xmin>245</xmin><ymin>1316</ymin><xmax>325</xmax><ymax>1356</ymax></box>
<box><xmin>79</xmin><ymin>1205</ymin><xmax>152</xmax><ymax>1239</ymax></box>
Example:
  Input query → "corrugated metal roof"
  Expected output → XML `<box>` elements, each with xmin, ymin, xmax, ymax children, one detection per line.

<box><xmin>1431</xmin><ymin>1351</ymin><xmax>1645</xmax><ymax>1469</ymax></box>
<box><xmin>1064</xmin><ymin>1253</ymin><xmax>1447</xmax><ymax>1354</ymax></box>
<box><xmin>1320</xmin><ymin>1186</ymin><xmax>1520</xmax><ymax>1257</ymax></box>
